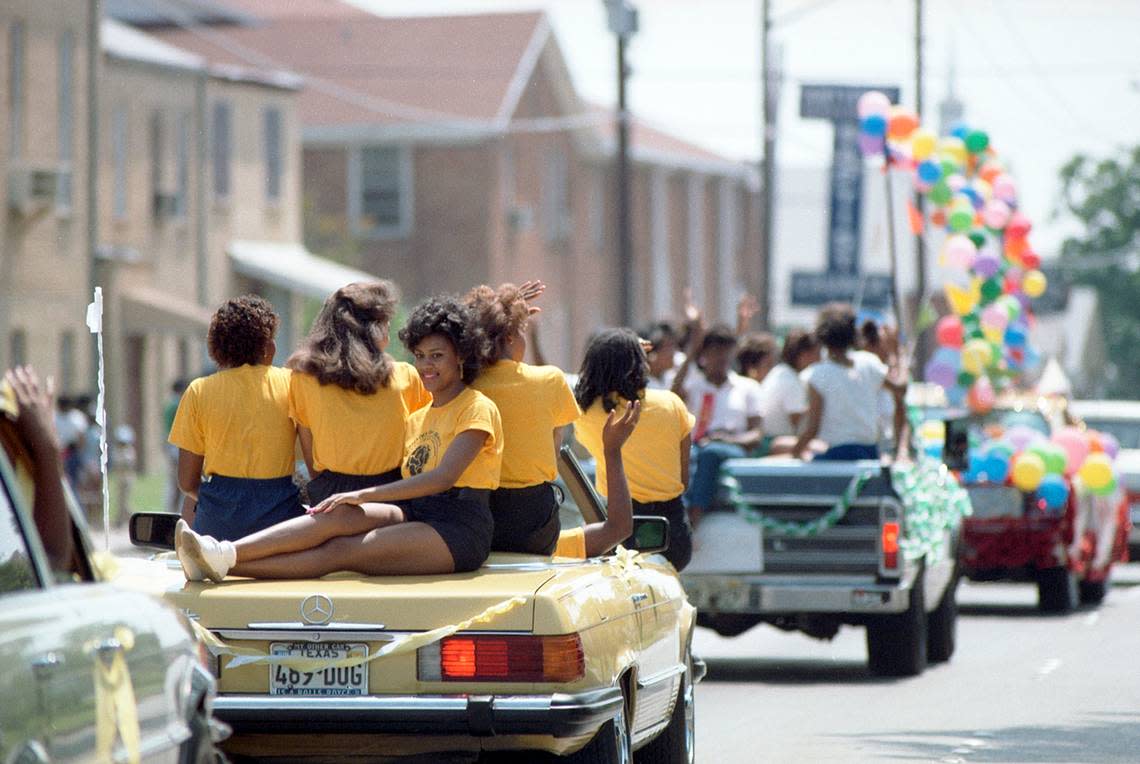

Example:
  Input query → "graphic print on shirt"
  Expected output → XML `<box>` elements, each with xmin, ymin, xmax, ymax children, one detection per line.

<box><xmin>404</xmin><ymin>431</ymin><xmax>442</xmax><ymax>475</ymax></box>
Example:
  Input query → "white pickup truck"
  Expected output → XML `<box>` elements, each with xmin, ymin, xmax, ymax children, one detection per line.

<box><xmin>681</xmin><ymin>458</ymin><xmax>966</xmax><ymax>677</ymax></box>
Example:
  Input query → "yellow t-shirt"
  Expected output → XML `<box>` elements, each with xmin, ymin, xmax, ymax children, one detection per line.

<box><xmin>553</xmin><ymin>526</ymin><xmax>586</xmax><ymax>558</ymax></box>
<box><xmin>169</xmin><ymin>365</ymin><xmax>295</xmax><ymax>478</ymax></box>
<box><xmin>289</xmin><ymin>362</ymin><xmax>431</xmax><ymax>475</ymax></box>
<box><xmin>472</xmin><ymin>360</ymin><xmax>580</xmax><ymax>488</ymax></box>
<box><xmin>401</xmin><ymin>386</ymin><xmax>503</xmax><ymax>490</ymax></box>
<box><xmin>573</xmin><ymin>388</ymin><xmax>694</xmax><ymax>503</ymax></box>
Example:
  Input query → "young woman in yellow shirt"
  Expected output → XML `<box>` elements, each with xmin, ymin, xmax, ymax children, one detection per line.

<box><xmin>287</xmin><ymin>281</ymin><xmax>431</xmax><ymax>504</ymax></box>
<box><xmin>572</xmin><ymin>329</ymin><xmax>695</xmax><ymax>570</ymax></box>
<box><xmin>466</xmin><ymin>281</ymin><xmax>580</xmax><ymax>554</ymax></box>
<box><xmin>168</xmin><ymin>295</ymin><xmax>302</xmax><ymax>540</ymax></box>
<box><xmin>174</xmin><ymin>296</ymin><xmax>503</xmax><ymax>581</ymax></box>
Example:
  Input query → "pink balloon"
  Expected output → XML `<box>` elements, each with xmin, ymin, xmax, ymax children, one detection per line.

<box><xmin>947</xmin><ymin>174</ymin><xmax>967</xmax><ymax>193</ymax></box>
<box><xmin>993</xmin><ymin>174</ymin><xmax>1017</xmax><ymax>204</ymax></box>
<box><xmin>981</xmin><ymin>304</ymin><xmax>1009</xmax><ymax>331</ymax></box>
<box><xmin>982</xmin><ymin>199</ymin><xmax>1011</xmax><ymax>230</ymax></box>
<box><xmin>1051</xmin><ymin>427</ymin><xmax>1091</xmax><ymax>476</ymax></box>
<box><xmin>1101</xmin><ymin>433</ymin><xmax>1120</xmax><ymax>460</ymax></box>
<box><xmin>945</xmin><ymin>235</ymin><xmax>977</xmax><ymax>270</ymax></box>
<box><xmin>857</xmin><ymin>90</ymin><xmax>892</xmax><ymax>120</ymax></box>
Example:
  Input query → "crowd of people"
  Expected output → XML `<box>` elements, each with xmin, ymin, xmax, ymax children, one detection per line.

<box><xmin>2</xmin><ymin>278</ymin><xmax>910</xmax><ymax>582</ymax></box>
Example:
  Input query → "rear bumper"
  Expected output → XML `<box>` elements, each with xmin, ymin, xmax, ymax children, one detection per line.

<box><xmin>682</xmin><ymin>573</ymin><xmax>915</xmax><ymax>615</ymax></box>
<box><xmin>213</xmin><ymin>686</ymin><xmax>622</xmax><ymax>739</ymax></box>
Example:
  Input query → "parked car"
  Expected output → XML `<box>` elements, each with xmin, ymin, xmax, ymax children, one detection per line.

<box><xmin>923</xmin><ymin>394</ymin><xmax>1130</xmax><ymax>612</ymax></box>
<box><xmin>0</xmin><ymin>388</ymin><xmax>221</xmax><ymax>763</ymax></box>
<box><xmin>125</xmin><ymin>448</ymin><xmax>701</xmax><ymax>763</ymax></box>
<box><xmin>1069</xmin><ymin>399</ymin><xmax>1140</xmax><ymax>556</ymax></box>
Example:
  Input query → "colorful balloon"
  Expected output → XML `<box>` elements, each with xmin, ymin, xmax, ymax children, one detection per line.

<box><xmin>1037</xmin><ymin>473</ymin><xmax>1069</xmax><ymax>510</ymax></box>
<box><xmin>860</xmin><ymin>114</ymin><xmax>887</xmax><ymax>138</ymax></box>
<box><xmin>1078</xmin><ymin>453</ymin><xmax>1114</xmax><ymax>492</ymax></box>
<box><xmin>857</xmin><ymin>90</ymin><xmax>892</xmax><ymax>120</ymax></box>
<box><xmin>1023</xmin><ymin>270</ymin><xmax>1047</xmax><ymax>298</ymax></box>
<box><xmin>911</xmin><ymin>128</ymin><xmax>937</xmax><ymax>160</ymax></box>
<box><xmin>982</xmin><ymin>199</ymin><xmax>1011</xmax><ymax>230</ymax></box>
<box><xmin>1052</xmin><ymin>427</ymin><xmax>1091</xmax><ymax>475</ymax></box>
<box><xmin>1012</xmin><ymin>452</ymin><xmax>1046</xmax><ymax>492</ymax></box>
<box><xmin>965</xmin><ymin>130</ymin><xmax>990</xmax><ymax>154</ymax></box>
<box><xmin>887</xmin><ymin>108</ymin><xmax>919</xmax><ymax>141</ymax></box>
<box><xmin>935</xmin><ymin>315</ymin><xmax>965</xmax><ymax>348</ymax></box>
<box><xmin>917</xmin><ymin>160</ymin><xmax>942</xmax><ymax>184</ymax></box>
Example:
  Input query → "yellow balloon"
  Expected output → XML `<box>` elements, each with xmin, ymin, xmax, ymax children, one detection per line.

<box><xmin>982</xmin><ymin>325</ymin><xmax>1004</xmax><ymax>344</ymax></box>
<box><xmin>1012</xmin><ymin>453</ymin><xmax>1046</xmax><ymax>492</ymax></box>
<box><xmin>1078</xmin><ymin>453</ymin><xmax>1113</xmax><ymax>491</ymax></box>
<box><xmin>912</xmin><ymin>128</ymin><xmax>937</xmax><ymax>161</ymax></box>
<box><xmin>961</xmin><ymin>339</ymin><xmax>992</xmax><ymax>376</ymax></box>
<box><xmin>945</xmin><ymin>282</ymin><xmax>979</xmax><ymax>317</ymax></box>
<box><xmin>920</xmin><ymin>420</ymin><xmax>945</xmax><ymax>443</ymax></box>
<box><xmin>1023</xmin><ymin>269</ymin><xmax>1047</xmax><ymax>298</ymax></box>
<box><xmin>937</xmin><ymin>136</ymin><xmax>968</xmax><ymax>167</ymax></box>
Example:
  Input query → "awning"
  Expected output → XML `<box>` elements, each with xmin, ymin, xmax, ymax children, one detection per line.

<box><xmin>120</xmin><ymin>286</ymin><xmax>214</xmax><ymax>335</ymax></box>
<box><xmin>228</xmin><ymin>240</ymin><xmax>377</xmax><ymax>301</ymax></box>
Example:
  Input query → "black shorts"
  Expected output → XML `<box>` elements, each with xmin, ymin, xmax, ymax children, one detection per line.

<box><xmin>304</xmin><ymin>468</ymin><xmax>402</xmax><ymax>505</ymax></box>
<box><xmin>632</xmin><ymin>495</ymin><xmax>691</xmax><ymax>571</ymax></box>
<box><xmin>399</xmin><ymin>488</ymin><xmax>493</xmax><ymax>573</ymax></box>
<box><xmin>489</xmin><ymin>482</ymin><xmax>561</xmax><ymax>555</ymax></box>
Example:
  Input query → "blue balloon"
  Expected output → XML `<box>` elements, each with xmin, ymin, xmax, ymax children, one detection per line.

<box><xmin>932</xmin><ymin>346</ymin><xmax>962</xmax><ymax>370</ymax></box>
<box><xmin>1004</xmin><ymin>325</ymin><xmax>1027</xmax><ymax>348</ymax></box>
<box><xmin>950</xmin><ymin>122</ymin><xmax>970</xmax><ymax>140</ymax></box>
<box><xmin>1037</xmin><ymin>474</ymin><xmax>1069</xmax><ymax>511</ymax></box>
<box><xmin>860</xmin><ymin>114</ymin><xmax>887</xmax><ymax>138</ymax></box>
<box><xmin>965</xmin><ymin>452</ymin><xmax>985</xmax><ymax>483</ymax></box>
<box><xmin>917</xmin><ymin>160</ymin><xmax>942</xmax><ymax>184</ymax></box>
<box><xmin>982</xmin><ymin>452</ymin><xmax>1011</xmax><ymax>483</ymax></box>
<box><xmin>924</xmin><ymin>441</ymin><xmax>944</xmax><ymax>459</ymax></box>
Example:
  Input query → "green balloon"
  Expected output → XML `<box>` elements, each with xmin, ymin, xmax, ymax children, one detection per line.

<box><xmin>956</xmin><ymin>370</ymin><xmax>976</xmax><ymax>387</ymax></box>
<box><xmin>940</xmin><ymin>160</ymin><xmax>960</xmax><ymax>176</ymax></box>
<box><xmin>980</xmin><ymin>278</ymin><xmax>1003</xmax><ymax>304</ymax></box>
<box><xmin>930</xmin><ymin>181</ymin><xmax>952</xmax><ymax>205</ymax></box>
<box><xmin>1036</xmin><ymin>443</ymin><xmax>1067</xmax><ymax>475</ymax></box>
<box><xmin>965</xmin><ymin>130</ymin><xmax>990</xmax><ymax>153</ymax></box>
<box><xmin>1092</xmin><ymin>475</ymin><xmax>1117</xmax><ymax>497</ymax></box>
<box><xmin>968</xmin><ymin>231</ymin><xmax>987</xmax><ymax>249</ymax></box>
<box><xmin>949</xmin><ymin>210</ymin><xmax>974</xmax><ymax>232</ymax></box>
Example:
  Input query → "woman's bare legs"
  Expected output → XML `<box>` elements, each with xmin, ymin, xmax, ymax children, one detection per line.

<box><xmin>233</xmin><ymin>502</ymin><xmax>406</xmax><ymax>563</ymax></box>
<box><xmin>230</xmin><ymin>521</ymin><xmax>456</xmax><ymax>579</ymax></box>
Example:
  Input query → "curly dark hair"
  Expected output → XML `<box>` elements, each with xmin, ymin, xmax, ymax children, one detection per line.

<box><xmin>287</xmin><ymin>281</ymin><xmax>399</xmax><ymax>394</ymax></box>
<box><xmin>398</xmin><ymin>295</ymin><xmax>487</xmax><ymax>384</ymax></box>
<box><xmin>736</xmin><ymin>332</ymin><xmax>777</xmax><ymax>374</ymax></box>
<box><xmin>780</xmin><ymin>327</ymin><xmax>819</xmax><ymax>367</ymax></box>
<box><xmin>463</xmin><ymin>283</ymin><xmax>530</xmax><ymax>366</ymax></box>
<box><xmin>206</xmin><ymin>295</ymin><xmax>279</xmax><ymax>368</ymax></box>
<box><xmin>815</xmin><ymin>302</ymin><xmax>857</xmax><ymax>353</ymax></box>
<box><xmin>574</xmin><ymin>328</ymin><xmax>648</xmax><ymax>413</ymax></box>
<box><xmin>697</xmin><ymin>323</ymin><xmax>737</xmax><ymax>357</ymax></box>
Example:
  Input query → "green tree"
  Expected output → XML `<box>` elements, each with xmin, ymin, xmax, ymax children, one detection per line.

<box><xmin>1057</xmin><ymin>146</ymin><xmax>1140</xmax><ymax>397</ymax></box>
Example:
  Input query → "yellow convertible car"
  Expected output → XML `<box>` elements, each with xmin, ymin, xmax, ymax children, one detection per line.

<box><xmin>121</xmin><ymin>449</ymin><xmax>701</xmax><ymax>762</ymax></box>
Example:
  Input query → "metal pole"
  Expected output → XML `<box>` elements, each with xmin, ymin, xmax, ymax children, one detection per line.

<box><xmin>758</xmin><ymin>0</ymin><xmax>774</xmax><ymax>330</ymax></box>
<box><xmin>883</xmin><ymin>166</ymin><xmax>904</xmax><ymax>335</ymax></box>
<box><xmin>912</xmin><ymin>0</ymin><xmax>929</xmax><ymax>368</ymax></box>
<box><xmin>616</xmin><ymin>34</ymin><xmax>634</xmax><ymax>327</ymax></box>
<box><xmin>87</xmin><ymin>0</ymin><xmax>101</xmax><ymax>384</ymax></box>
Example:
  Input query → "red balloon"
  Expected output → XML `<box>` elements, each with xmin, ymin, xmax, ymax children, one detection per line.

<box><xmin>935</xmin><ymin>315</ymin><xmax>964</xmax><ymax>348</ymax></box>
<box><xmin>1006</xmin><ymin>212</ymin><xmax>1032</xmax><ymax>239</ymax></box>
<box><xmin>1005</xmin><ymin>236</ymin><xmax>1029</xmax><ymax>260</ymax></box>
<box><xmin>931</xmin><ymin>209</ymin><xmax>947</xmax><ymax>226</ymax></box>
<box><xmin>1021</xmin><ymin>251</ymin><xmax>1041</xmax><ymax>269</ymax></box>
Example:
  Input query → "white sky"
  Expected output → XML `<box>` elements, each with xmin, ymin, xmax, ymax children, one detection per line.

<box><xmin>351</xmin><ymin>0</ymin><xmax>1140</xmax><ymax>254</ymax></box>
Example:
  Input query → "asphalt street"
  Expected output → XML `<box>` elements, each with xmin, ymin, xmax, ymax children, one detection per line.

<box><xmin>692</xmin><ymin>563</ymin><xmax>1140</xmax><ymax>763</ymax></box>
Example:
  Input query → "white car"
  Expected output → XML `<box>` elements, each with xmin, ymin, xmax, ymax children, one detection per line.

<box><xmin>1069</xmin><ymin>399</ymin><xmax>1140</xmax><ymax>554</ymax></box>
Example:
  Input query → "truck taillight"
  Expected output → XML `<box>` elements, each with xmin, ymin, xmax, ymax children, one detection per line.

<box><xmin>881</xmin><ymin>521</ymin><xmax>900</xmax><ymax>569</ymax></box>
<box><xmin>419</xmin><ymin>634</ymin><xmax>584</xmax><ymax>682</ymax></box>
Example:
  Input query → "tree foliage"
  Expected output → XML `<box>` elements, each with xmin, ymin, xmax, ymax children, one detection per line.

<box><xmin>1057</xmin><ymin>146</ymin><xmax>1140</xmax><ymax>397</ymax></box>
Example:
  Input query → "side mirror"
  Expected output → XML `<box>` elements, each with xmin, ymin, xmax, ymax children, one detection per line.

<box><xmin>625</xmin><ymin>515</ymin><xmax>669</xmax><ymax>554</ymax></box>
<box><xmin>129</xmin><ymin>512</ymin><xmax>178</xmax><ymax>551</ymax></box>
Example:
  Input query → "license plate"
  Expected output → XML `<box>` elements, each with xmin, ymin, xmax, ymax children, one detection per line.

<box><xmin>269</xmin><ymin>642</ymin><xmax>368</xmax><ymax>696</ymax></box>
<box><xmin>852</xmin><ymin>589</ymin><xmax>887</xmax><ymax>607</ymax></box>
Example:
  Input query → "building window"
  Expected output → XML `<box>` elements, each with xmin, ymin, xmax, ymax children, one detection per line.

<box><xmin>59</xmin><ymin>331</ymin><xmax>75</xmax><ymax>394</ymax></box>
<box><xmin>212</xmin><ymin>101</ymin><xmax>232</xmax><ymax>199</ymax></box>
<box><xmin>112</xmin><ymin>106</ymin><xmax>129</xmax><ymax>220</ymax></box>
<box><xmin>349</xmin><ymin>145</ymin><xmax>411</xmax><ymax>238</ymax></box>
<box><xmin>57</xmin><ymin>30</ymin><xmax>74</xmax><ymax>211</ymax></box>
<box><xmin>543</xmin><ymin>148</ymin><xmax>571</xmax><ymax>243</ymax></box>
<box><xmin>150</xmin><ymin>111</ymin><xmax>165</xmax><ymax>218</ymax></box>
<box><xmin>9</xmin><ymin>330</ymin><xmax>26</xmax><ymax>368</ymax></box>
<box><xmin>264</xmin><ymin>106</ymin><xmax>282</xmax><ymax>202</ymax></box>
<box><xmin>9</xmin><ymin>21</ymin><xmax>24</xmax><ymax>159</ymax></box>
<box><xmin>175</xmin><ymin>112</ymin><xmax>190</xmax><ymax>218</ymax></box>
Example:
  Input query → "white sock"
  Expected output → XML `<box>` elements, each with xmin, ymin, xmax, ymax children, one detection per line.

<box><xmin>220</xmin><ymin>540</ymin><xmax>237</xmax><ymax>569</ymax></box>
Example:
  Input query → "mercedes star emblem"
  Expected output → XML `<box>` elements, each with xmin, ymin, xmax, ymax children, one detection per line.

<box><xmin>300</xmin><ymin>594</ymin><xmax>334</xmax><ymax>625</ymax></box>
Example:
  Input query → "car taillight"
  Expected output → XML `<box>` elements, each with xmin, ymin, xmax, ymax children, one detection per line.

<box><xmin>418</xmin><ymin>634</ymin><xmax>584</xmax><ymax>682</ymax></box>
<box><xmin>881</xmin><ymin>521</ymin><xmax>900</xmax><ymax>570</ymax></box>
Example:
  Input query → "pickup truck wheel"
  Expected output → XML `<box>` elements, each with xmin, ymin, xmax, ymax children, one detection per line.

<box><xmin>865</xmin><ymin>569</ymin><xmax>927</xmax><ymax>677</ymax></box>
<box><xmin>1037</xmin><ymin>567</ymin><xmax>1078</xmax><ymax>613</ymax></box>
<box><xmin>1078</xmin><ymin>579</ymin><xmax>1107</xmax><ymax>605</ymax></box>
<box><xmin>563</xmin><ymin>703</ymin><xmax>632</xmax><ymax>764</ymax></box>
<box><xmin>926</xmin><ymin>574</ymin><xmax>958</xmax><ymax>663</ymax></box>
<box><xmin>634</xmin><ymin>654</ymin><xmax>694</xmax><ymax>764</ymax></box>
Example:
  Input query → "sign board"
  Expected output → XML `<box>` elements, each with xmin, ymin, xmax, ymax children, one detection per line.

<box><xmin>791</xmin><ymin>272</ymin><xmax>893</xmax><ymax>309</ymax></box>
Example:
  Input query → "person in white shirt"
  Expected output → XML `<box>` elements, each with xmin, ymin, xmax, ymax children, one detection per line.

<box><xmin>672</xmin><ymin>324</ymin><xmax>764</xmax><ymax>522</ymax></box>
<box><xmin>641</xmin><ymin>321</ymin><xmax>682</xmax><ymax>390</ymax></box>
<box><xmin>758</xmin><ymin>328</ymin><xmax>821</xmax><ymax>455</ymax></box>
<box><xmin>794</xmin><ymin>303</ymin><xmax>908</xmax><ymax>461</ymax></box>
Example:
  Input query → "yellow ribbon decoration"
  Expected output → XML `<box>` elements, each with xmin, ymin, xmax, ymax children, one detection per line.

<box><xmin>192</xmin><ymin>595</ymin><xmax>528</xmax><ymax>672</ymax></box>
<box><xmin>92</xmin><ymin>627</ymin><xmax>141</xmax><ymax>764</ymax></box>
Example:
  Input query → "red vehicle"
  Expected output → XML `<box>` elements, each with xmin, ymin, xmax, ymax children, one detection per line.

<box><xmin>934</xmin><ymin>398</ymin><xmax>1130</xmax><ymax>612</ymax></box>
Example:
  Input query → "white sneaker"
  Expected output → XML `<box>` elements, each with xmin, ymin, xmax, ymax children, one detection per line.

<box><xmin>174</xmin><ymin>520</ymin><xmax>204</xmax><ymax>581</ymax></box>
<box><xmin>179</xmin><ymin>527</ymin><xmax>236</xmax><ymax>583</ymax></box>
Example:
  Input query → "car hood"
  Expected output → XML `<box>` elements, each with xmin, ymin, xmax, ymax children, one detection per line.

<box><xmin>111</xmin><ymin>553</ymin><xmax>571</xmax><ymax>632</ymax></box>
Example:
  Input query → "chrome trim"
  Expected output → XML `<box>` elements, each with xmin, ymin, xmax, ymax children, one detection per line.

<box><xmin>246</xmin><ymin>621</ymin><xmax>387</xmax><ymax>630</ymax></box>
<box><xmin>738</xmin><ymin>496</ymin><xmax>885</xmax><ymax>509</ymax></box>
<box><xmin>691</xmin><ymin>657</ymin><xmax>708</xmax><ymax>684</ymax></box>
<box><xmin>218</xmin><ymin>629</ymin><xmax>400</xmax><ymax>642</ymax></box>
<box><xmin>636</xmin><ymin>663</ymin><xmax>685</xmax><ymax>689</ymax></box>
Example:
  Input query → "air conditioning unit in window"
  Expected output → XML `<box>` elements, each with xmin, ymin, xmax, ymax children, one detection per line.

<box><xmin>8</xmin><ymin>164</ymin><xmax>62</xmax><ymax>217</ymax></box>
<box><xmin>153</xmin><ymin>191</ymin><xmax>180</xmax><ymax>220</ymax></box>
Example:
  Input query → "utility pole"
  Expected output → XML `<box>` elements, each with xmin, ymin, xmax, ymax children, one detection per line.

<box><xmin>758</xmin><ymin>0</ymin><xmax>774</xmax><ymax>330</ymax></box>
<box><xmin>913</xmin><ymin>0</ymin><xmax>929</xmax><ymax>367</ymax></box>
<box><xmin>605</xmin><ymin>1</ymin><xmax>638</xmax><ymax>327</ymax></box>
